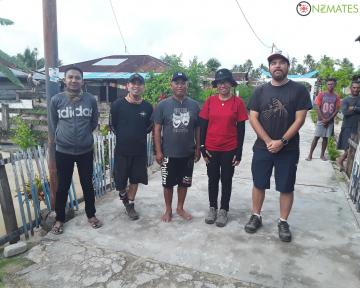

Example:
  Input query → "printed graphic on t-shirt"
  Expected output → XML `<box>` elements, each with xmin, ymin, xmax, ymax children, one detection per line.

<box><xmin>172</xmin><ymin>108</ymin><xmax>190</xmax><ymax>132</ymax></box>
<box><xmin>139</xmin><ymin>111</ymin><xmax>147</xmax><ymax>118</ymax></box>
<box><xmin>320</xmin><ymin>94</ymin><xmax>336</xmax><ymax>119</ymax></box>
<box><xmin>262</xmin><ymin>98</ymin><xmax>288</xmax><ymax>120</ymax></box>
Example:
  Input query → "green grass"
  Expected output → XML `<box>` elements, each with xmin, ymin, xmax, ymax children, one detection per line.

<box><xmin>0</xmin><ymin>257</ymin><xmax>33</xmax><ymax>287</ymax></box>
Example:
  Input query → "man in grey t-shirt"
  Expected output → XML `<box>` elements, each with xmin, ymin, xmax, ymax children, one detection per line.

<box><xmin>153</xmin><ymin>72</ymin><xmax>200</xmax><ymax>222</ymax></box>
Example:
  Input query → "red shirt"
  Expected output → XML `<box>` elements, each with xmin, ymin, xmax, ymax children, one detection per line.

<box><xmin>314</xmin><ymin>92</ymin><xmax>340</xmax><ymax>120</ymax></box>
<box><xmin>199</xmin><ymin>95</ymin><xmax>248</xmax><ymax>151</ymax></box>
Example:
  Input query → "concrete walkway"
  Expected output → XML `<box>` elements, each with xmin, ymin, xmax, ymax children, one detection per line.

<box><xmin>6</xmin><ymin>116</ymin><xmax>360</xmax><ymax>288</ymax></box>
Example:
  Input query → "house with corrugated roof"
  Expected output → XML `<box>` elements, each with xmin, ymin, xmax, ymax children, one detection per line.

<box><xmin>59</xmin><ymin>55</ymin><xmax>168</xmax><ymax>103</ymax></box>
<box><xmin>0</xmin><ymin>59</ymin><xmax>45</xmax><ymax>101</ymax></box>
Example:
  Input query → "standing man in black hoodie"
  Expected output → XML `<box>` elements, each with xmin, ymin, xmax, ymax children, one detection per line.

<box><xmin>50</xmin><ymin>66</ymin><xmax>101</xmax><ymax>234</ymax></box>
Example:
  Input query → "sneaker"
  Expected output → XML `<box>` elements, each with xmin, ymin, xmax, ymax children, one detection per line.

<box><xmin>205</xmin><ymin>207</ymin><xmax>217</xmax><ymax>224</ymax></box>
<box><xmin>244</xmin><ymin>214</ymin><xmax>262</xmax><ymax>233</ymax></box>
<box><xmin>278</xmin><ymin>220</ymin><xmax>292</xmax><ymax>242</ymax></box>
<box><xmin>125</xmin><ymin>203</ymin><xmax>139</xmax><ymax>220</ymax></box>
<box><xmin>215</xmin><ymin>209</ymin><xmax>228</xmax><ymax>227</ymax></box>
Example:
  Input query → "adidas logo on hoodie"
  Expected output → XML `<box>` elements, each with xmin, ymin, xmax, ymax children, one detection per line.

<box><xmin>57</xmin><ymin>105</ymin><xmax>93</xmax><ymax>118</ymax></box>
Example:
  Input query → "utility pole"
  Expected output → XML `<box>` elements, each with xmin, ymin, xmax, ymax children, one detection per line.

<box><xmin>42</xmin><ymin>0</ymin><xmax>59</xmax><ymax>209</ymax></box>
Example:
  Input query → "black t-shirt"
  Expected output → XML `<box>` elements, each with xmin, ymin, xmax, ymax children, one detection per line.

<box><xmin>110</xmin><ymin>98</ymin><xmax>153</xmax><ymax>156</ymax></box>
<box><xmin>248</xmin><ymin>80</ymin><xmax>312</xmax><ymax>151</ymax></box>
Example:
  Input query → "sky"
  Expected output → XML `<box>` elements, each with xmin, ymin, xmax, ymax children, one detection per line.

<box><xmin>0</xmin><ymin>0</ymin><xmax>359</xmax><ymax>70</ymax></box>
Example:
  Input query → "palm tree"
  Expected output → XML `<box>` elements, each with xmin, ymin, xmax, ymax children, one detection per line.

<box><xmin>14</xmin><ymin>47</ymin><xmax>45</xmax><ymax>70</ymax></box>
<box><xmin>303</xmin><ymin>54</ymin><xmax>316</xmax><ymax>72</ymax></box>
<box><xmin>206</xmin><ymin>58</ymin><xmax>221</xmax><ymax>73</ymax></box>
<box><xmin>0</xmin><ymin>17</ymin><xmax>28</xmax><ymax>87</ymax></box>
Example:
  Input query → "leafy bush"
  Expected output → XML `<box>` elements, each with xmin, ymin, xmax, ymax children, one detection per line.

<box><xmin>327</xmin><ymin>136</ymin><xmax>340</xmax><ymax>161</ymax></box>
<box><xmin>11</xmin><ymin>116</ymin><xmax>38</xmax><ymax>149</ymax></box>
<box><xmin>309</xmin><ymin>109</ymin><xmax>317</xmax><ymax>123</ymax></box>
<box><xmin>236</xmin><ymin>84</ymin><xmax>253</xmax><ymax>105</ymax></box>
<box><xmin>198</xmin><ymin>88</ymin><xmax>217</xmax><ymax>103</ymax></box>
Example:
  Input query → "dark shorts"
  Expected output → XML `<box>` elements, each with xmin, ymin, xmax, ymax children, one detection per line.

<box><xmin>337</xmin><ymin>127</ymin><xmax>353</xmax><ymax>150</ymax></box>
<box><xmin>161</xmin><ymin>155</ymin><xmax>194</xmax><ymax>188</ymax></box>
<box><xmin>114</xmin><ymin>154</ymin><xmax>148</xmax><ymax>191</ymax></box>
<box><xmin>251</xmin><ymin>148</ymin><xmax>299</xmax><ymax>193</ymax></box>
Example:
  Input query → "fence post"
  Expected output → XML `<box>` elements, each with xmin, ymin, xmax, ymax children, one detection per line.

<box><xmin>0</xmin><ymin>153</ymin><xmax>20</xmax><ymax>244</ymax></box>
<box><xmin>1</xmin><ymin>104</ymin><xmax>10</xmax><ymax>132</ymax></box>
<box><xmin>346</xmin><ymin>120</ymin><xmax>360</xmax><ymax>177</ymax></box>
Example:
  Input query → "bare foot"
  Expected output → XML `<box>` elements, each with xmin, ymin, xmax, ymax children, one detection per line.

<box><xmin>305</xmin><ymin>156</ymin><xmax>312</xmax><ymax>161</ymax></box>
<box><xmin>161</xmin><ymin>210</ymin><xmax>172</xmax><ymax>222</ymax></box>
<box><xmin>320</xmin><ymin>156</ymin><xmax>327</xmax><ymax>161</ymax></box>
<box><xmin>176</xmin><ymin>208</ymin><xmax>192</xmax><ymax>221</ymax></box>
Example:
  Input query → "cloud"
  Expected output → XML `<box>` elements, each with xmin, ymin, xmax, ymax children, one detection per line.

<box><xmin>0</xmin><ymin>0</ymin><xmax>359</xmax><ymax>69</ymax></box>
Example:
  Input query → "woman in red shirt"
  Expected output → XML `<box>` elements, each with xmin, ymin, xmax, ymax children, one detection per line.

<box><xmin>199</xmin><ymin>68</ymin><xmax>248</xmax><ymax>227</ymax></box>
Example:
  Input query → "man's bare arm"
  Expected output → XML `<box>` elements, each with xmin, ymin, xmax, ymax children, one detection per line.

<box><xmin>154</xmin><ymin>123</ymin><xmax>163</xmax><ymax>165</ymax></box>
<box><xmin>249</xmin><ymin>110</ymin><xmax>272</xmax><ymax>145</ymax></box>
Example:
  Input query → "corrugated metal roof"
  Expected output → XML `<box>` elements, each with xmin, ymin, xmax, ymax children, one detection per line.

<box><xmin>59</xmin><ymin>55</ymin><xmax>168</xmax><ymax>73</ymax></box>
<box><xmin>58</xmin><ymin>72</ymin><xmax>156</xmax><ymax>80</ymax></box>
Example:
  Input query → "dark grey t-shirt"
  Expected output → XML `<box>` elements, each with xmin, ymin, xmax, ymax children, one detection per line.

<box><xmin>248</xmin><ymin>80</ymin><xmax>312</xmax><ymax>151</ymax></box>
<box><xmin>153</xmin><ymin>96</ymin><xmax>200</xmax><ymax>157</ymax></box>
<box><xmin>341</xmin><ymin>96</ymin><xmax>360</xmax><ymax>130</ymax></box>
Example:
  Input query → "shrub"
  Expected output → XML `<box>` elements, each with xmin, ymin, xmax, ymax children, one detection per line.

<box><xmin>236</xmin><ymin>84</ymin><xmax>253</xmax><ymax>105</ymax></box>
<box><xmin>327</xmin><ymin>136</ymin><xmax>341</xmax><ymax>161</ymax></box>
<box><xmin>11</xmin><ymin>116</ymin><xmax>38</xmax><ymax>149</ymax></box>
<box><xmin>310</xmin><ymin>109</ymin><xmax>317</xmax><ymax>123</ymax></box>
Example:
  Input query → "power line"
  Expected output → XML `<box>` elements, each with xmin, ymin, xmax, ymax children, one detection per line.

<box><xmin>109</xmin><ymin>0</ymin><xmax>128</xmax><ymax>53</ymax></box>
<box><xmin>234</xmin><ymin>0</ymin><xmax>272</xmax><ymax>49</ymax></box>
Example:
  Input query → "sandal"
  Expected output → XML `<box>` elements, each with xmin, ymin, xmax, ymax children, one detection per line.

<box><xmin>51</xmin><ymin>222</ymin><xmax>64</xmax><ymax>235</ymax></box>
<box><xmin>88</xmin><ymin>217</ymin><xmax>102</xmax><ymax>229</ymax></box>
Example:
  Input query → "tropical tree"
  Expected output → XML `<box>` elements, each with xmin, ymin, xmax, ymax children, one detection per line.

<box><xmin>289</xmin><ymin>57</ymin><xmax>297</xmax><ymax>74</ymax></box>
<box><xmin>0</xmin><ymin>17</ymin><xmax>29</xmax><ymax>87</ymax></box>
<box><xmin>233</xmin><ymin>59</ymin><xmax>253</xmax><ymax>73</ymax></box>
<box><xmin>295</xmin><ymin>64</ymin><xmax>307</xmax><ymax>75</ymax></box>
<box><xmin>160</xmin><ymin>54</ymin><xmax>183</xmax><ymax>69</ymax></box>
<box><xmin>315</xmin><ymin>56</ymin><xmax>356</xmax><ymax>97</ymax></box>
<box><xmin>14</xmin><ymin>47</ymin><xmax>45</xmax><ymax>70</ymax></box>
<box><xmin>187</xmin><ymin>56</ymin><xmax>207</xmax><ymax>99</ymax></box>
<box><xmin>0</xmin><ymin>17</ymin><xmax>13</xmax><ymax>26</ymax></box>
<box><xmin>316</xmin><ymin>55</ymin><xmax>335</xmax><ymax>80</ymax></box>
<box><xmin>145</xmin><ymin>54</ymin><xmax>207</xmax><ymax>103</ymax></box>
<box><xmin>206</xmin><ymin>58</ymin><xmax>221</xmax><ymax>73</ymax></box>
<box><xmin>303</xmin><ymin>54</ymin><xmax>317</xmax><ymax>72</ymax></box>
<box><xmin>250</xmin><ymin>68</ymin><xmax>262</xmax><ymax>80</ymax></box>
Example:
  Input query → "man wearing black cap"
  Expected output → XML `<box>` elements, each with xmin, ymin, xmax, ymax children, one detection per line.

<box><xmin>245</xmin><ymin>52</ymin><xmax>312</xmax><ymax>242</ymax></box>
<box><xmin>110</xmin><ymin>73</ymin><xmax>153</xmax><ymax>220</ymax></box>
<box><xmin>153</xmin><ymin>72</ymin><xmax>201</xmax><ymax>222</ymax></box>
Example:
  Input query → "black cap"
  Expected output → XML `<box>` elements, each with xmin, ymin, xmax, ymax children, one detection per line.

<box><xmin>128</xmin><ymin>73</ymin><xmax>145</xmax><ymax>84</ymax></box>
<box><xmin>211</xmin><ymin>68</ymin><xmax>237</xmax><ymax>88</ymax></box>
<box><xmin>171</xmin><ymin>72</ymin><xmax>188</xmax><ymax>82</ymax></box>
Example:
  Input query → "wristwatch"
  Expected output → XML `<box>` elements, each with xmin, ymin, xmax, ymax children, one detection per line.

<box><xmin>280</xmin><ymin>137</ymin><xmax>289</xmax><ymax>146</ymax></box>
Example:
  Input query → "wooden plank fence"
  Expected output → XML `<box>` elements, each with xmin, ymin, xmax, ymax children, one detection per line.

<box><xmin>347</xmin><ymin>123</ymin><xmax>360</xmax><ymax>212</ymax></box>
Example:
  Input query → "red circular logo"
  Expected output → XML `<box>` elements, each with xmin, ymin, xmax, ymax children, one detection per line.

<box><xmin>297</xmin><ymin>1</ymin><xmax>311</xmax><ymax>16</ymax></box>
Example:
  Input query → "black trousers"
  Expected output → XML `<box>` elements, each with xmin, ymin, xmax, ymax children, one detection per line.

<box><xmin>206</xmin><ymin>150</ymin><xmax>235</xmax><ymax>211</ymax></box>
<box><xmin>55</xmin><ymin>150</ymin><xmax>96</xmax><ymax>222</ymax></box>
